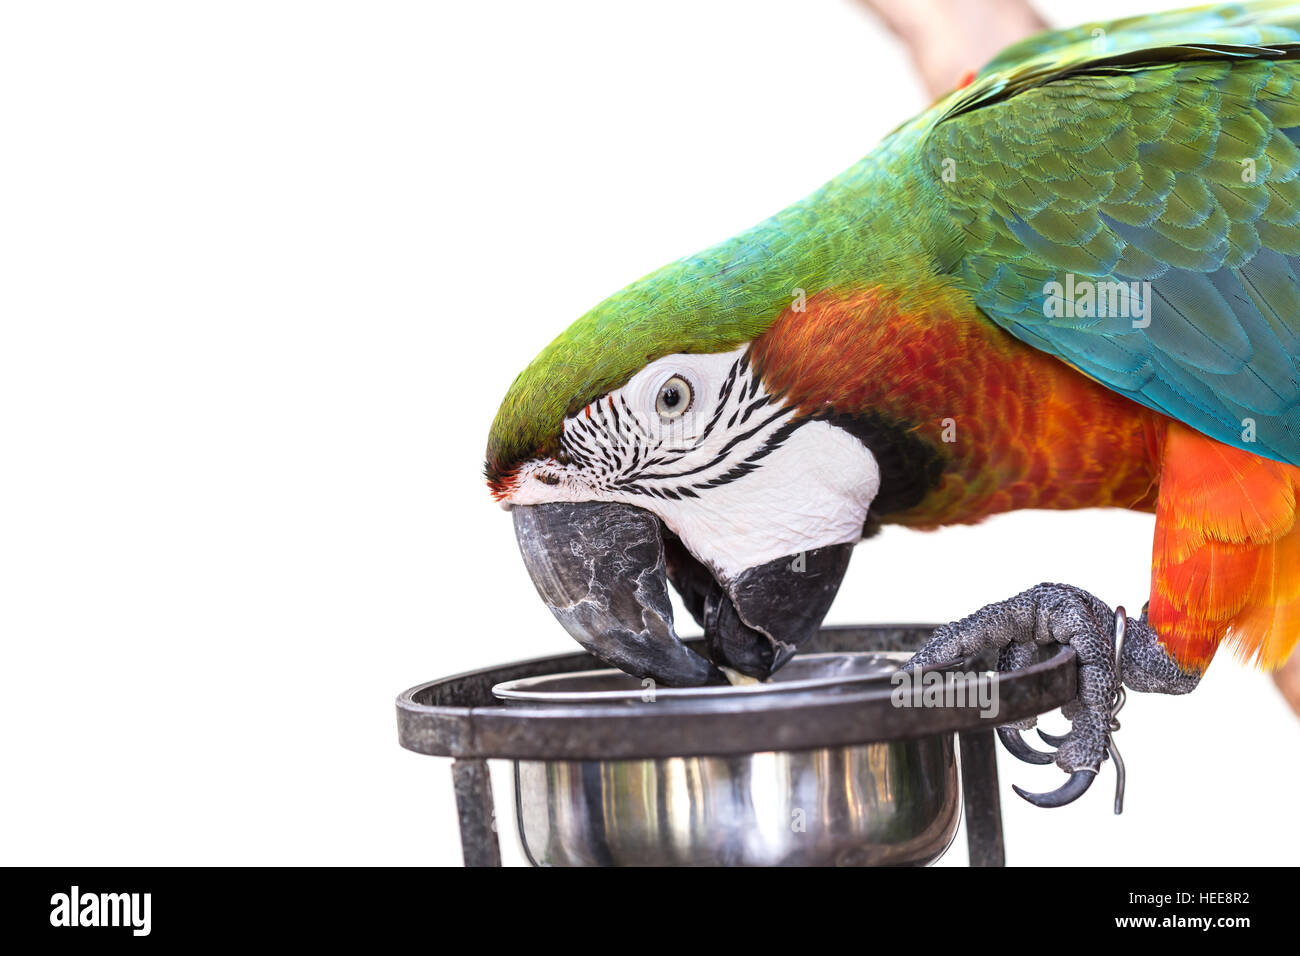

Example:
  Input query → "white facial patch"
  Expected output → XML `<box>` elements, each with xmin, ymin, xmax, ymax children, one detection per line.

<box><xmin>648</xmin><ymin>417</ymin><xmax>878</xmax><ymax>579</ymax></box>
<box><xmin>505</xmin><ymin>347</ymin><xmax>880</xmax><ymax>581</ymax></box>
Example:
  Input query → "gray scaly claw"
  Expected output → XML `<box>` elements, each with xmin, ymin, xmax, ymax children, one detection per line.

<box><xmin>906</xmin><ymin>585</ymin><xmax>1172</xmax><ymax>813</ymax></box>
<box><xmin>1013</xmin><ymin>770</ymin><xmax>1097</xmax><ymax>808</ymax></box>
<box><xmin>1036</xmin><ymin>728</ymin><xmax>1069</xmax><ymax>747</ymax></box>
<box><xmin>996</xmin><ymin>727</ymin><xmax>1055</xmax><ymax>765</ymax></box>
<box><xmin>1011</xmin><ymin>604</ymin><xmax>1126</xmax><ymax>810</ymax></box>
<box><xmin>1010</xmin><ymin>605</ymin><xmax>1126</xmax><ymax>810</ymax></box>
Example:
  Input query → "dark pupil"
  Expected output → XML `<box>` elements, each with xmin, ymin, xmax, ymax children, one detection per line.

<box><xmin>661</xmin><ymin>386</ymin><xmax>680</xmax><ymax>409</ymax></box>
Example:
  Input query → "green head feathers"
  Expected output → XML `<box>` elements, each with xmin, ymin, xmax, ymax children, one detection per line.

<box><xmin>484</xmin><ymin>125</ymin><xmax>941</xmax><ymax>488</ymax></box>
<box><xmin>485</xmin><ymin>245</ymin><xmax>777</xmax><ymax>488</ymax></box>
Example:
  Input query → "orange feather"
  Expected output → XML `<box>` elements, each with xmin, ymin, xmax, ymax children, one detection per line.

<box><xmin>1150</xmin><ymin>422</ymin><xmax>1300</xmax><ymax>671</ymax></box>
<box><xmin>748</xmin><ymin>290</ymin><xmax>1300</xmax><ymax>675</ymax></box>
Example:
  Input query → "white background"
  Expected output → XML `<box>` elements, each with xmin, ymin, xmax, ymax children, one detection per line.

<box><xmin>4</xmin><ymin>0</ymin><xmax>1297</xmax><ymax>866</ymax></box>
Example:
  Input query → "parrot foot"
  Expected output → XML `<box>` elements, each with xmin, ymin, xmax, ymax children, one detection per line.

<box><xmin>905</xmin><ymin>583</ymin><xmax>1202</xmax><ymax>812</ymax></box>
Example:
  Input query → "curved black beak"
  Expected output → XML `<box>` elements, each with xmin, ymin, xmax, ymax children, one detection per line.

<box><xmin>513</xmin><ymin>501</ymin><xmax>853</xmax><ymax>686</ymax></box>
<box><xmin>512</xmin><ymin>501</ymin><xmax>721</xmax><ymax>686</ymax></box>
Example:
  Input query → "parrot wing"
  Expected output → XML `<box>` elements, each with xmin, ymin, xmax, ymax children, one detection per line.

<box><xmin>975</xmin><ymin>1</ymin><xmax>1300</xmax><ymax>79</ymax></box>
<box><xmin>923</xmin><ymin>3</ymin><xmax>1300</xmax><ymax>466</ymax></box>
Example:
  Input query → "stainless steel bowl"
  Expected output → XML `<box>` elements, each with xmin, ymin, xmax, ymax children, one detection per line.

<box><xmin>493</xmin><ymin>652</ymin><xmax>961</xmax><ymax>866</ymax></box>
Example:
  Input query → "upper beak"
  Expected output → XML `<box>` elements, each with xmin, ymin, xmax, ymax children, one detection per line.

<box><xmin>512</xmin><ymin>501</ymin><xmax>722</xmax><ymax>685</ymax></box>
<box><xmin>512</xmin><ymin>501</ymin><xmax>852</xmax><ymax>686</ymax></box>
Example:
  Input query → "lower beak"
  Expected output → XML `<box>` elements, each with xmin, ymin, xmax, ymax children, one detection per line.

<box><xmin>512</xmin><ymin>501</ymin><xmax>853</xmax><ymax>685</ymax></box>
<box><xmin>703</xmin><ymin>543</ymin><xmax>853</xmax><ymax>679</ymax></box>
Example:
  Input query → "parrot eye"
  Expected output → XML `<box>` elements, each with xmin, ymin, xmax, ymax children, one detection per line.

<box><xmin>655</xmin><ymin>376</ymin><xmax>693</xmax><ymax>419</ymax></box>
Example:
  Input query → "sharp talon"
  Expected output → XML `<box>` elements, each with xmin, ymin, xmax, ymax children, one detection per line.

<box><xmin>1036</xmin><ymin>728</ymin><xmax>1069</xmax><ymax>747</ymax></box>
<box><xmin>1012</xmin><ymin>769</ymin><xmax>1097</xmax><ymax>808</ymax></box>
<box><xmin>909</xmin><ymin>657</ymin><xmax>963</xmax><ymax>670</ymax></box>
<box><xmin>997</xmin><ymin>727</ymin><xmax>1055</xmax><ymax>765</ymax></box>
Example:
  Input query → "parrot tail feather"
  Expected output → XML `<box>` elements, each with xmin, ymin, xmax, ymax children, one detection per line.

<box><xmin>1150</xmin><ymin>422</ymin><xmax>1300</xmax><ymax>671</ymax></box>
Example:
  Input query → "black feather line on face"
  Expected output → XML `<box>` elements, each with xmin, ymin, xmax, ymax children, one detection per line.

<box><xmin>624</xmin><ymin>356</ymin><xmax>790</xmax><ymax>486</ymax></box>
<box><xmin>716</xmin><ymin>359</ymin><xmax>739</xmax><ymax>404</ymax></box>
<box><xmin>544</xmin><ymin>348</ymin><xmax>947</xmax><ymax>525</ymax></box>
<box><xmin>567</xmin><ymin>353</ymin><xmax>779</xmax><ymax>498</ymax></box>
<box><xmin>550</xmin><ymin>353</ymin><xmax>926</xmax><ymax>503</ymax></box>
<box><xmin>628</xmin><ymin>404</ymin><xmax>792</xmax><ymax>485</ymax></box>
<box><xmin>738</xmin><ymin>393</ymin><xmax>771</xmax><ymax>425</ymax></box>
<box><xmin>675</xmin><ymin>415</ymin><xmax>803</xmax><ymax>492</ymax></box>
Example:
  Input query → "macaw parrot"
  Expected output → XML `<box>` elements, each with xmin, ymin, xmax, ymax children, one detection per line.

<box><xmin>485</xmin><ymin>0</ymin><xmax>1300</xmax><ymax>808</ymax></box>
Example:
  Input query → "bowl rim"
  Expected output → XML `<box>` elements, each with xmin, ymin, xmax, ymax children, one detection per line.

<box><xmin>491</xmin><ymin>650</ymin><xmax>912</xmax><ymax>704</ymax></box>
<box><xmin>395</xmin><ymin>625</ymin><xmax>1078</xmax><ymax>760</ymax></box>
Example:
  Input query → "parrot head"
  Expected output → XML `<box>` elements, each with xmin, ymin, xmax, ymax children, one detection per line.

<box><xmin>484</xmin><ymin>212</ymin><xmax>947</xmax><ymax>685</ymax></box>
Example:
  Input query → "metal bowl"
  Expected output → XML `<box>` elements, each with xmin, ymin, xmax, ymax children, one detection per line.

<box><xmin>493</xmin><ymin>652</ymin><xmax>961</xmax><ymax>866</ymax></box>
